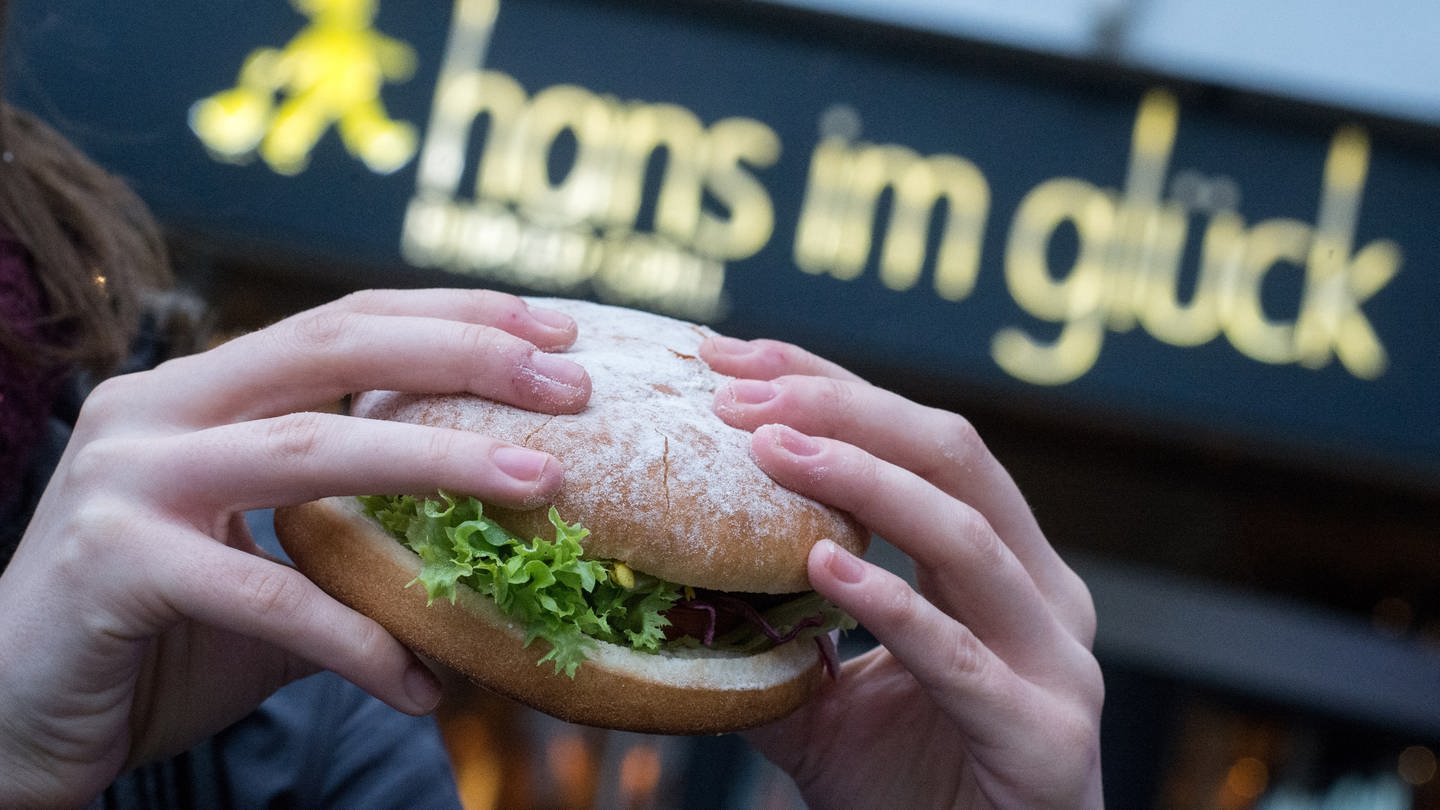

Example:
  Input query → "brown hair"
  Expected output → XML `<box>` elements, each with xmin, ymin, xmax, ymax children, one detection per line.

<box><xmin>0</xmin><ymin>100</ymin><xmax>174</xmax><ymax>376</ymax></box>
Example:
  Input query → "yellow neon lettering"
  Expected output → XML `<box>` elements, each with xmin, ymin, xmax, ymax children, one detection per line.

<box><xmin>695</xmin><ymin>117</ymin><xmax>781</xmax><ymax>260</ymax></box>
<box><xmin>1223</xmin><ymin>218</ymin><xmax>1310</xmax><ymax>364</ymax></box>
<box><xmin>606</xmin><ymin>103</ymin><xmax>706</xmax><ymax>240</ymax></box>
<box><xmin>1136</xmin><ymin>207</ymin><xmax>1240</xmax><ymax>347</ymax></box>
<box><xmin>791</xmin><ymin>137</ymin><xmax>989</xmax><ymax>298</ymax></box>
<box><xmin>1295</xmin><ymin>126</ymin><xmax>1402</xmax><ymax>377</ymax></box>
<box><xmin>993</xmin><ymin>178</ymin><xmax>1115</xmax><ymax>384</ymax></box>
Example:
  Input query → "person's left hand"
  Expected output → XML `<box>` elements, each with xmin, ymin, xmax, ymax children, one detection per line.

<box><xmin>701</xmin><ymin>335</ymin><xmax>1104</xmax><ymax>809</ymax></box>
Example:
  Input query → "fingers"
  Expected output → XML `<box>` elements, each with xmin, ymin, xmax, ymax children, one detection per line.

<box><xmin>807</xmin><ymin>540</ymin><xmax>1102</xmax><ymax>757</ymax></box>
<box><xmin>700</xmin><ymin>335</ymin><xmax>865</xmax><ymax>383</ymax></box>
<box><xmin>713</xmin><ymin>367</ymin><xmax>1092</xmax><ymax>640</ymax></box>
<box><xmin>806</xmin><ymin>540</ymin><xmax>1028</xmax><ymax>747</ymax></box>
<box><xmin>328</xmin><ymin>289</ymin><xmax>579</xmax><ymax>352</ymax></box>
<box><xmin>86</xmin><ymin>412</ymin><xmax>565</xmax><ymax>513</ymax></box>
<box><xmin>715</xmin><ymin>375</ymin><xmax>1043</xmax><ymax>564</ymax></box>
<box><xmin>90</xmin><ymin>290</ymin><xmax>590</xmax><ymax>430</ymax></box>
<box><xmin>752</xmin><ymin>424</ymin><xmax>1065</xmax><ymax>661</ymax></box>
<box><xmin>160</xmin><ymin>540</ymin><xmax>440</xmax><ymax>715</ymax></box>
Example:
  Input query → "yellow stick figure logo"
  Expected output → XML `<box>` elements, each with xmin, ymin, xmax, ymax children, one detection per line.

<box><xmin>190</xmin><ymin>0</ymin><xmax>419</xmax><ymax>175</ymax></box>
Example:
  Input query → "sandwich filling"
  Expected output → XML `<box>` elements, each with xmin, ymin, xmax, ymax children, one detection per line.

<box><xmin>359</xmin><ymin>492</ymin><xmax>853</xmax><ymax>677</ymax></box>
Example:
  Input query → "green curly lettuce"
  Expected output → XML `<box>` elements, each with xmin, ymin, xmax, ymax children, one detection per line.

<box><xmin>358</xmin><ymin>492</ymin><xmax>682</xmax><ymax>677</ymax></box>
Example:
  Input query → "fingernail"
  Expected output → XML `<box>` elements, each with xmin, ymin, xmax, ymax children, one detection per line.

<box><xmin>771</xmin><ymin>424</ymin><xmax>821</xmax><ymax>457</ymax></box>
<box><xmin>728</xmin><ymin>379</ymin><xmax>777</xmax><ymax>405</ymax></box>
<box><xmin>708</xmin><ymin>335</ymin><xmax>754</xmax><ymax>356</ymax></box>
<box><xmin>820</xmin><ymin>539</ymin><xmax>865</xmax><ymax>584</ymax></box>
<box><xmin>492</xmin><ymin>445</ymin><xmax>552</xmax><ymax>482</ymax></box>
<box><xmin>405</xmin><ymin>662</ymin><xmax>442</xmax><ymax>713</ymax></box>
<box><xmin>527</xmin><ymin>350</ymin><xmax>588</xmax><ymax>391</ymax></box>
<box><xmin>528</xmin><ymin>307</ymin><xmax>574</xmax><ymax>331</ymax></box>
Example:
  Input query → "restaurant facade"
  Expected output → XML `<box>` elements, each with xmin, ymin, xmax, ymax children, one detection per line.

<box><xmin>10</xmin><ymin>1</ymin><xmax>1439</xmax><ymax>805</ymax></box>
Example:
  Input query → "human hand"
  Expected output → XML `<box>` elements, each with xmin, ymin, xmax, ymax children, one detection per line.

<box><xmin>701</xmin><ymin>336</ymin><xmax>1104</xmax><ymax>809</ymax></box>
<box><xmin>0</xmin><ymin>290</ymin><xmax>591</xmax><ymax>807</ymax></box>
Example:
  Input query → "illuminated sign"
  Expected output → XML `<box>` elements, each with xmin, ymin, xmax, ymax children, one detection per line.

<box><xmin>9</xmin><ymin>0</ymin><xmax>1438</xmax><ymax>481</ymax></box>
<box><xmin>186</xmin><ymin>0</ymin><xmax>1410</xmax><ymax>385</ymax></box>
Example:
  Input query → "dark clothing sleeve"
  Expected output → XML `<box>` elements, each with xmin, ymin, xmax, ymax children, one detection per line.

<box><xmin>226</xmin><ymin>671</ymin><xmax>461</xmax><ymax>810</ymax></box>
<box><xmin>96</xmin><ymin>672</ymin><xmax>461</xmax><ymax>810</ymax></box>
<box><xmin>92</xmin><ymin>511</ymin><xmax>463</xmax><ymax>809</ymax></box>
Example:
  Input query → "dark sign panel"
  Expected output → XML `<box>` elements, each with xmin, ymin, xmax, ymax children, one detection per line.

<box><xmin>8</xmin><ymin>0</ymin><xmax>1439</xmax><ymax>481</ymax></box>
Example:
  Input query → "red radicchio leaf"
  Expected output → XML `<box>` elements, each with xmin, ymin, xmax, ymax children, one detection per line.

<box><xmin>669</xmin><ymin>594</ymin><xmax>841</xmax><ymax>678</ymax></box>
<box><xmin>815</xmin><ymin>633</ymin><xmax>841</xmax><ymax>679</ymax></box>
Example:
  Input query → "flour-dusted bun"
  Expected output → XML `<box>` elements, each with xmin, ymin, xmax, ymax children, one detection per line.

<box><xmin>355</xmin><ymin>297</ymin><xmax>867</xmax><ymax>593</ymax></box>
<box><xmin>275</xmin><ymin>297</ymin><xmax>869</xmax><ymax>733</ymax></box>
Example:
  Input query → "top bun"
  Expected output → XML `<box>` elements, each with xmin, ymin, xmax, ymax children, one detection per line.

<box><xmin>355</xmin><ymin>297</ymin><xmax>868</xmax><ymax>594</ymax></box>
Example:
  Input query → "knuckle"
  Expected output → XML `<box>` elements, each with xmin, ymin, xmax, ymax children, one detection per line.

<box><xmin>288</xmin><ymin>308</ymin><xmax>358</xmax><ymax>351</ymax></box>
<box><xmin>831</xmin><ymin>449</ymin><xmax>885</xmax><ymax>518</ymax></box>
<box><xmin>800</xmin><ymin>375</ymin><xmax>858</xmax><ymax>424</ymax></box>
<box><xmin>236</xmin><ymin>565</ymin><xmax>309</xmax><ymax>623</ymax></box>
<box><xmin>1059</xmin><ymin>570</ymin><xmax>1099</xmax><ymax>645</ymax></box>
<box><xmin>471</xmin><ymin>289</ymin><xmax>525</xmax><ymax>322</ymax></box>
<box><xmin>1035</xmin><ymin>641</ymin><xmax>1106</xmax><ymax>741</ymax></box>
<box><xmin>456</xmin><ymin>320</ymin><xmax>516</xmax><ymax>363</ymax></box>
<box><xmin>966</xmin><ymin>514</ymin><xmax>1010</xmax><ymax>573</ymax></box>
<box><xmin>1053</xmin><ymin>694</ymin><xmax>1103</xmax><ymax>757</ymax></box>
<box><xmin>933</xmin><ymin>508</ymin><xmax>1007</xmax><ymax>580</ymax></box>
<box><xmin>65</xmin><ymin>436</ymin><xmax>141</xmax><ymax>490</ymax></box>
<box><xmin>1078</xmin><ymin>657</ymin><xmax>1107</xmax><ymax>715</ymax></box>
<box><xmin>930</xmin><ymin>410</ymin><xmax>987</xmax><ymax>472</ymax></box>
<box><xmin>52</xmin><ymin>497</ymin><xmax>149</xmax><ymax>586</ymax></box>
<box><xmin>66</xmin><ymin>494</ymin><xmax>141</xmax><ymax>547</ymax></box>
<box><xmin>77</xmin><ymin>374</ymin><xmax>142</xmax><ymax>427</ymax></box>
<box><xmin>461</xmin><ymin>323</ymin><xmax>535</xmax><ymax>394</ymax></box>
<box><xmin>347</xmin><ymin>614</ymin><xmax>398</xmax><ymax>662</ymax></box>
<box><xmin>936</xmin><ymin>622</ymin><xmax>989</xmax><ymax>681</ymax></box>
<box><xmin>750</xmin><ymin>339</ymin><xmax>803</xmax><ymax>375</ymax></box>
<box><xmin>331</xmin><ymin>288</ymin><xmax>385</xmax><ymax>312</ymax></box>
<box><xmin>419</xmin><ymin>426</ymin><xmax>464</xmax><ymax>472</ymax></box>
<box><xmin>1034</xmin><ymin>712</ymin><xmax>1101</xmax><ymax>799</ymax></box>
<box><xmin>877</xmin><ymin>582</ymin><xmax>930</xmax><ymax>636</ymax></box>
<box><xmin>262</xmin><ymin>412</ymin><xmax>328</xmax><ymax>465</ymax></box>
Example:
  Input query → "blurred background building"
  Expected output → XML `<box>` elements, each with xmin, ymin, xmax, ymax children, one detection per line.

<box><xmin>7</xmin><ymin>1</ymin><xmax>1438</xmax><ymax>807</ymax></box>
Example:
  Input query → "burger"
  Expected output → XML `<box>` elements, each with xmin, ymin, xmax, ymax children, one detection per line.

<box><xmin>274</xmin><ymin>297</ymin><xmax>869</xmax><ymax>734</ymax></box>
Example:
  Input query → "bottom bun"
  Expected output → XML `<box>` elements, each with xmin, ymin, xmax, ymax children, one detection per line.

<box><xmin>274</xmin><ymin>497</ymin><xmax>824</xmax><ymax>734</ymax></box>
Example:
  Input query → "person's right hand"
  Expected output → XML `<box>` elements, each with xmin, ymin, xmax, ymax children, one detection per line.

<box><xmin>0</xmin><ymin>290</ymin><xmax>590</xmax><ymax>808</ymax></box>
